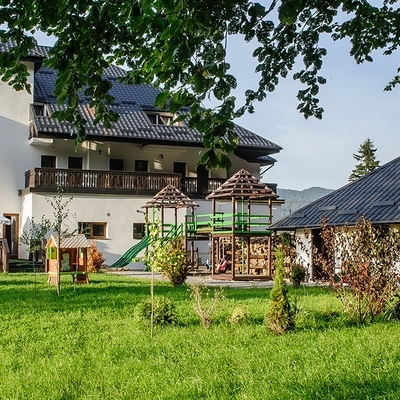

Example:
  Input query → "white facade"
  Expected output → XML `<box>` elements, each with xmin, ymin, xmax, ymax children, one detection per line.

<box><xmin>0</xmin><ymin>59</ymin><xmax>282</xmax><ymax>266</ymax></box>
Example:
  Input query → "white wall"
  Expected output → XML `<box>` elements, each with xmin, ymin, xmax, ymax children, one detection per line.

<box><xmin>0</xmin><ymin>61</ymin><xmax>36</xmax><ymax>213</ymax></box>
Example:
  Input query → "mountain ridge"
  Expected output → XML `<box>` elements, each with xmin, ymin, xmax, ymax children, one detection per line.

<box><xmin>277</xmin><ymin>186</ymin><xmax>334</xmax><ymax>217</ymax></box>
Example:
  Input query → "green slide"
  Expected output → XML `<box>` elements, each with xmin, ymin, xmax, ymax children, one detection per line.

<box><xmin>109</xmin><ymin>236</ymin><xmax>150</xmax><ymax>268</ymax></box>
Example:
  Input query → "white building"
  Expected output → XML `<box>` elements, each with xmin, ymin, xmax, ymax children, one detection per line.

<box><xmin>0</xmin><ymin>43</ymin><xmax>283</xmax><ymax>266</ymax></box>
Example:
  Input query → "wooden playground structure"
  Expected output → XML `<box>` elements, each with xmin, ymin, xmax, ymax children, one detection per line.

<box><xmin>139</xmin><ymin>169</ymin><xmax>278</xmax><ymax>281</ymax></box>
<box><xmin>186</xmin><ymin>169</ymin><xmax>278</xmax><ymax>280</ymax></box>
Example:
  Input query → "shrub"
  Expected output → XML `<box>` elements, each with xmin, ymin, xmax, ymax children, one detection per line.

<box><xmin>384</xmin><ymin>294</ymin><xmax>400</xmax><ymax>321</ymax></box>
<box><xmin>314</xmin><ymin>217</ymin><xmax>400</xmax><ymax>324</ymax></box>
<box><xmin>87</xmin><ymin>241</ymin><xmax>105</xmax><ymax>273</ymax></box>
<box><xmin>290</xmin><ymin>264</ymin><xmax>307</xmax><ymax>287</ymax></box>
<box><xmin>137</xmin><ymin>296</ymin><xmax>178</xmax><ymax>326</ymax></box>
<box><xmin>188</xmin><ymin>283</ymin><xmax>224</xmax><ymax>328</ymax></box>
<box><xmin>228</xmin><ymin>306</ymin><xmax>250</xmax><ymax>325</ymax></box>
<box><xmin>159</xmin><ymin>238</ymin><xmax>190</xmax><ymax>286</ymax></box>
<box><xmin>266</xmin><ymin>247</ymin><xmax>296</xmax><ymax>334</ymax></box>
<box><xmin>139</xmin><ymin>219</ymin><xmax>189</xmax><ymax>286</ymax></box>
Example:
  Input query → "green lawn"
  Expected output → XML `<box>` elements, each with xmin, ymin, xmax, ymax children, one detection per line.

<box><xmin>0</xmin><ymin>273</ymin><xmax>400</xmax><ymax>399</ymax></box>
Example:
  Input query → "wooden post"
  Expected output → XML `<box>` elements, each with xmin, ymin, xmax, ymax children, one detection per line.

<box><xmin>231</xmin><ymin>197</ymin><xmax>236</xmax><ymax>280</ymax></box>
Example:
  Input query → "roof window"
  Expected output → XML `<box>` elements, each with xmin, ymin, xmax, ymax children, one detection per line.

<box><xmin>145</xmin><ymin>112</ymin><xmax>179</xmax><ymax>126</ymax></box>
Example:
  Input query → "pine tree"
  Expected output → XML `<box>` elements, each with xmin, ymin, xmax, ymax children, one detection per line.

<box><xmin>349</xmin><ymin>138</ymin><xmax>380</xmax><ymax>182</ymax></box>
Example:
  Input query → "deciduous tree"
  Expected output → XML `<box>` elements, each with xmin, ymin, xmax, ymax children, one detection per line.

<box><xmin>1</xmin><ymin>1</ymin><xmax>399</xmax><ymax>168</ymax></box>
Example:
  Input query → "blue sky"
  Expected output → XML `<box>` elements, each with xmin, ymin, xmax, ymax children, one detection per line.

<box><xmin>229</xmin><ymin>35</ymin><xmax>400</xmax><ymax>190</ymax></box>
<box><xmin>34</xmin><ymin>29</ymin><xmax>400</xmax><ymax>191</ymax></box>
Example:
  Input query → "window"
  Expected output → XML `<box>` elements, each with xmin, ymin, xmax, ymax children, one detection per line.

<box><xmin>33</xmin><ymin>103</ymin><xmax>47</xmax><ymax>116</ymax></box>
<box><xmin>110</xmin><ymin>159</ymin><xmax>124</xmax><ymax>171</ymax></box>
<box><xmin>145</xmin><ymin>112</ymin><xmax>178</xmax><ymax>126</ymax></box>
<box><xmin>41</xmin><ymin>155</ymin><xmax>56</xmax><ymax>168</ymax></box>
<box><xmin>133</xmin><ymin>223</ymin><xmax>146</xmax><ymax>239</ymax></box>
<box><xmin>79</xmin><ymin>222</ymin><xmax>107</xmax><ymax>239</ymax></box>
<box><xmin>135</xmin><ymin>160</ymin><xmax>148</xmax><ymax>172</ymax></box>
<box><xmin>68</xmin><ymin>156</ymin><xmax>83</xmax><ymax>169</ymax></box>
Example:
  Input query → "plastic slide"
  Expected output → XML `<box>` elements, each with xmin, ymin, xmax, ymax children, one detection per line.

<box><xmin>109</xmin><ymin>236</ymin><xmax>150</xmax><ymax>268</ymax></box>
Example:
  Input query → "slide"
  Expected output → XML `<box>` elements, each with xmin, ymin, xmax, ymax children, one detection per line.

<box><xmin>109</xmin><ymin>236</ymin><xmax>150</xmax><ymax>268</ymax></box>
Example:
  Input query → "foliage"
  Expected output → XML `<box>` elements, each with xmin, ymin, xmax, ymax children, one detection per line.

<box><xmin>266</xmin><ymin>247</ymin><xmax>296</xmax><ymax>334</ymax></box>
<box><xmin>139</xmin><ymin>219</ymin><xmax>189</xmax><ymax>286</ymax></box>
<box><xmin>228</xmin><ymin>306</ymin><xmax>250</xmax><ymax>325</ymax></box>
<box><xmin>157</xmin><ymin>237</ymin><xmax>190</xmax><ymax>286</ymax></box>
<box><xmin>188</xmin><ymin>283</ymin><xmax>224</xmax><ymax>328</ymax></box>
<box><xmin>1</xmin><ymin>2</ymin><xmax>400</xmax><ymax>168</ymax></box>
<box><xmin>314</xmin><ymin>217</ymin><xmax>400</xmax><ymax>324</ymax></box>
<box><xmin>137</xmin><ymin>296</ymin><xmax>178</xmax><ymax>326</ymax></box>
<box><xmin>87</xmin><ymin>240</ymin><xmax>105</xmax><ymax>273</ymax></box>
<box><xmin>290</xmin><ymin>264</ymin><xmax>307</xmax><ymax>287</ymax></box>
<box><xmin>384</xmin><ymin>293</ymin><xmax>400</xmax><ymax>321</ymax></box>
<box><xmin>349</xmin><ymin>138</ymin><xmax>380</xmax><ymax>182</ymax></box>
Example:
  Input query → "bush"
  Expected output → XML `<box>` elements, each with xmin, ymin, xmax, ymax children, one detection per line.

<box><xmin>290</xmin><ymin>264</ymin><xmax>307</xmax><ymax>287</ymax></box>
<box><xmin>87</xmin><ymin>241</ymin><xmax>106</xmax><ymax>272</ymax></box>
<box><xmin>137</xmin><ymin>296</ymin><xmax>178</xmax><ymax>326</ymax></box>
<box><xmin>228</xmin><ymin>306</ymin><xmax>250</xmax><ymax>325</ymax></box>
<box><xmin>314</xmin><ymin>218</ymin><xmax>400</xmax><ymax>324</ymax></box>
<box><xmin>160</xmin><ymin>238</ymin><xmax>190</xmax><ymax>286</ymax></box>
<box><xmin>385</xmin><ymin>294</ymin><xmax>400</xmax><ymax>320</ymax></box>
<box><xmin>188</xmin><ymin>283</ymin><xmax>224</xmax><ymax>328</ymax></box>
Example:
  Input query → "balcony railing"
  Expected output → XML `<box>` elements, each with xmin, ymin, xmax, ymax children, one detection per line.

<box><xmin>24</xmin><ymin>168</ymin><xmax>226</xmax><ymax>196</ymax></box>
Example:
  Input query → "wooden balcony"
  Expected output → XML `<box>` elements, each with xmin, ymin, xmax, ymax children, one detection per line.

<box><xmin>24</xmin><ymin>168</ymin><xmax>226</xmax><ymax>197</ymax></box>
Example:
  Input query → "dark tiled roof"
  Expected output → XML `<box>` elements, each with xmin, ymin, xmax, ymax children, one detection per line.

<box><xmin>26</xmin><ymin>45</ymin><xmax>282</xmax><ymax>159</ymax></box>
<box><xmin>271</xmin><ymin>156</ymin><xmax>400</xmax><ymax>230</ymax></box>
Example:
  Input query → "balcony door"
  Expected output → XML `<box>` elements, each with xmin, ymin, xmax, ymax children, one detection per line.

<box><xmin>197</xmin><ymin>164</ymin><xmax>208</xmax><ymax>194</ymax></box>
<box><xmin>3</xmin><ymin>214</ymin><xmax>19</xmax><ymax>259</ymax></box>
<box><xmin>173</xmin><ymin>162</ymin><xmax>186</xmax><ymax>192</ymax></box>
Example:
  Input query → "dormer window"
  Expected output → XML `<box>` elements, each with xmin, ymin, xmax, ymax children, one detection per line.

<box><xmin>145</xmin><ymin>112</ymin><xmax>178</xmax><ymax>126</ymax></box>
<box><xmin>33</xmin><ymin>103</ymin><xmax>48</xmax><ymax>116</ymax></box>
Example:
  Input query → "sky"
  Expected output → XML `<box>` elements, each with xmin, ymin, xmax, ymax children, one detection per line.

<box><xmin>33</xmin><ymin>24</ymin><xmax>400</xmax><ymax>192</ymax></box>
<box><xmin>228</xmin><ymin>35</ymin><xmax>400</xmax><ymax>191</ymax></box>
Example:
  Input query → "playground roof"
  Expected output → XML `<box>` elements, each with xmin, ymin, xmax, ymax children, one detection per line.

<box><xmin>206</xmin><ymin>169</ymin><xmax>278</xmax><ymax>200</ymax></box>
<box><xmin>141</xmin><ymin>185</ymin><xmax>199</xmax><ymax>209</ymax></box>
<box><xmin>47</xmin><ymin>234</ymin><xmax>90</xmax><ymax>249</ymax></box>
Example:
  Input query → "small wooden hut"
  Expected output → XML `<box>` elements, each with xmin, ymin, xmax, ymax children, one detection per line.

<box><xmin>46</xmin><ymin>234</ymin><xmax>90</xmax><ymax>285</ymax></box>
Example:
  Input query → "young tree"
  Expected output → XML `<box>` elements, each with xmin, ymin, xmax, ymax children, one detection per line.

<box><xmin>46</xmin><ymin>186</ymin><xmax>74</xmax><ymax>295</ymax></box>
<box><xmin>266</xmin><ymin>247</ymin><xmax>296</xmax><ymax>334</ymax></box>
<box><xmin>19</xmin><ymin>216</ymin><xmax>50</xmax><ymax>294</ymax></box>
<box><xmin>349</xmin><ymin>138</ymin><xmax>380</xmax><ymax>181</ymax></box>
<box><xmin>0</xmin><ymin>1</ymin><xmax>399</xmax><ymax>168</ymax></box>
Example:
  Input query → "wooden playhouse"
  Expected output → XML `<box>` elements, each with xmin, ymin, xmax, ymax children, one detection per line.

<box><xmin>46</xmin><ymin>234</ymin><xmax>90</xmax><ymax>284</ymax></box>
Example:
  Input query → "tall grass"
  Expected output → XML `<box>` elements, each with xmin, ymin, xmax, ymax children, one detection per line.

<box><xmin>0</xmin><ymin>273</ymin><xmax>399</xmax><ymax>399</ymax></box>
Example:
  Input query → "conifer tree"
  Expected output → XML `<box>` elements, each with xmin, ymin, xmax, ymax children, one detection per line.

<box><xmin>266</xmin><ymin>247</ymin><xmax>296</xmax><ymax>334</ymax></box>
<box><xmin>349</xmin><ymin>138</ymin><xmax>380</xmax><ymax>182</ymax></box>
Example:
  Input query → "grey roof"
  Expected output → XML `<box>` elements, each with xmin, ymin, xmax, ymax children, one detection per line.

<box><xmin>24</xmin><ymin>45</ymin><xmax>282</xmax><ymax>162</ymax></box>
<box><xmin>271</xmin><ymin>155</ymin><xmax>400</xmax><ymax>230</ymax></box>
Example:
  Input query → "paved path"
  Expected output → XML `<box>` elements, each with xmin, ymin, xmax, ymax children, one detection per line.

<box><xmin>106</xmin><ymin>269</ymin><xmax>317</xmax><ymax>288</ymax></box>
